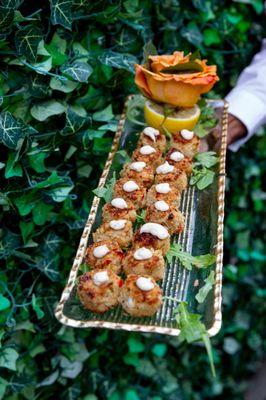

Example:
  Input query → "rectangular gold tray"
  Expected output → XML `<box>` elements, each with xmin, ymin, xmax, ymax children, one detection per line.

<box><xmin>55</xmin><ymin>96</ymin><xmax>228</xmax><ymax>336</ymax></box>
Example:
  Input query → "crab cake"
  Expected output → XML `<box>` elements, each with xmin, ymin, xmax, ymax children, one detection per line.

<box><xmin>133</xmin><ymin>223</ymin><xmax>170</xmax><ymax>255</ymax></box>
<box><xmin>113</xmin><ymin>178</ymin><xmax>146</xmax><ymax>210</ymax></box>
<box><xmin>93</xmin><ymin>220</ymin><xmax>133</xmax><ymax>248</ymax></box>
<box><xmin>120</xmin><ymin>161</ymin><xmax>154</xmax><ymax>189</ymax></box>
<box><xmin>120</xmin><ymin>274</ymin><xmax>162</xmax><ymax>317</ymax></box>
<box><xmin>102</xmin><ymin>198</ymin><xmax>137</xmax><ymax>223</ymax></box>
<box><xmin>85</xmin><ymin>240</ymin><xmax>124</xmax><ymax>274</ymax></box>
<box><xmin>78</xmin><ymin>270</ymin><xmax>123</xmax><ymax>313</ymax></box>
<box><xmin>165</xmin><ymin>148</ymin><xmax>193</xmax><ymax>176</ymax></box>
<box><xmin>146</xmin><ymin>183</ymin><xmax>181</xmax><ymax>208</ymax></box>
<box><xmin>154</xmin><ymin>161</ymin><xmax>187</xmax><ymax>192</ymax></box>
<box><xmin>137</xmin><ymin>127</ymin><xmax>167</xmax><ymax>153</ymax></box>
<box><xmin>123</xmin><ymin>247</ymin><xmax>165</xmax><ymax>281</ymax></box>
<box><xmin>146</xmin><ymin>201</ymin><xmax>185</xmax><ymax>235</ymax></box>
<box><xmin>132</xmin><ymin>145</ymin><xmax>162</xmax><ymax>169</ymax></box>
<box><xmin>171</xmin><ymin>129</ymin><xmax>200</xmax><ymax>158</ymax></box>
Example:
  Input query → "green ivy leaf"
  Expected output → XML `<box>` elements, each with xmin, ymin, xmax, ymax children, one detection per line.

<box><xmin>50</xmin><ymin>77</ymin><xmax>79</xmax><ymax>93</ymax></box>
<box><xmin>32</xmin><ymin>294</ymin><xmax>45</xmax><ymax>319</ymax></box>
<box><xmin>15</xmin><ymin>24</ymin><xmax>43</xmax><ymax>62</ymax></box>
<box><xmin>32</xmin><ymin>202</ymin><xmax>53</xmax><ymax>225</ymax></box>
<box><xmin>5</xmin><ymin>152</ymin><xmax>23</xmax><ymax>178</ymax></box>
<box><xmin>0</xmin><ymin>348</ymin><xmax>19</xmax><ymax>371</ymax></box>
<box><xmin>61</xmin><ymin>61</ymin><xmax>93</xmax><ymax>82</ymax></box>
<box><xmin>0</xmin><ymin>294</ymin><xmax>11</xmax><ymax>311</ymax></box>
<box><xmin>28</xmin><ymin>151</ymin><xmax>47</xmax><ymax>173</ymax></box>
<box><xmin>0</xmin><ymin>6</ymin><xmax>14</xmax><ymax>32</ymax></box>
<box><xmin>62</xmin><ymin>108</ymin><xmax>91</xmax><ymax>135</ymax></box>
<box><xmin>19</xmin><ymin>220</ymin><xmax>34</xmax><ymax>243</ymax></box>
<box><xmin>14</xmin><ymin>191</ymin><xmax>39</xmax><ymax>216</ymax></box>
<box><xmin>98</xmin><ymin>50</ymin><xmax>138</xmax><ymax>73</ymax></box>
<box><xmin>203</xmin><ymin>28</ymin><xmax>221</xmax><ymax>46</ymax></box>
<box><xmin>92</xmin><ymin>173</ymin><xmax>116</xmax><ymax>203</ymax></box>
<box><xmin>92</xmin><ymin>105</ymin><xmax>114</xmax><ymax>122</ymax></box>
<box><xmin>0</xmin><ymin>112</ymin><xmax>36</xmax><ymax>150</ymax></box>
<box><xmin>151</xmin><ymin>343</ymin><xmax>167</xmax><ymax>357</ymax></box>
<box><xmin>195</xmin><ymin>271</ymin><xmax>215</xmax><ymax>303</ymax></box>
<box><xmin>50</xmin><ymin>0</ymin><xmax>73</xmax><ymax>30</ymax></box>
<box><xmin>127</xmin><ymin>337</ymin><xmax>145</xmax><ymax>353</ymax></box>
<box><xmin>142</xmin><ymin>40</ymin><xmax>157</xmax><ymax>65</ymax></box>
<box><xmin>30</xmin><ymin>100</ymin><xmax>66</xmax><ymax>121</ymax></box>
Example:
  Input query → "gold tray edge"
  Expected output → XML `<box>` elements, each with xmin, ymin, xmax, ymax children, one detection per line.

<box><xmin>54</xmin><ymin>96</ymin><xmax>228</xmax><ymax>337</ymax></box>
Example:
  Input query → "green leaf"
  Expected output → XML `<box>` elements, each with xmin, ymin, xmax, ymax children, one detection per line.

<box><xmin>123</xmin><ymin>353</ymin><xmax>139</xmax><ymax>367</ymax></box>
<box><xmin>195</xmin><ymin>271</ymin><xmax>215</xmax><ymax>303</ymax></box>
<box><xmin>194</xmin><ymin>152</ymin><xmax>219</xmax><ymax>168</ymax></box>
<box><xmin>62</xmin><ymin>108</ymin><xmax>90</xmax><ymax>135</ymax></box>
<box><xmin>181</xmin><ymin>22</ymin><xmax>203</xmax><ymax>47</ymax></box>
<box><xmin>50</xmin><ymin>0</ymin><xmax>73</xmax><ymax>30</ymax></box>
<box><xmin>19</xmin><ymin>220</ymin><xmax>34</xmax><ymax>243</ymax></box>
<box><xmin>203</xmin><ymin>29</ymin><xmax>221</xmax><ymax>46</ymax></box>
<box><xmin>28</xmin><ymin>151</ymin><xmax>47</xmax><ymax>173</ymax></box>
<box><xmin>142</xmin><ymin>40</ymin><xmax>157</xmax><ymax>65</ymax></box>
<box><xmin>92</xmin><ymin>173</ymin><xmax>116</xmax><ymax>203</ymax></box>
<box><xmin>30</xmin><ymin>100</ymin><xmax>66</xmax><ymax>121</ymax></box>
<box><xmin>93</xmin><ymin>105</ymin><xmax>114</xmax><ymax>122</ymax></box>
<box><xmin>32</xmin><ymin>202</ymin><xmax>53</xmax><ymax>225</ymax></box>
<box><xmin>15</xmin><ymin>24</ymin><xmax>43</xmax><ymax>62</ymax></box>
<box><xmin>32</xmin><ymin>294</ymin><xmax>45</xmax><ymax>319</ymax></box>
<box><xmin>5</xmin><ymin>152</ymin><xmax>23</xmax><ymax>178</ymax></box>
<box><xmin>189</xmin><ymin>49</ymin><xmax>201</xmax><ymax>61</ymax></box>
<box><xmin>0</xmin><ymin>112</ymin><xmax>36</xmax><ymax>150</ymax></box>
<box><xmin>166</xmin><ymin>244</ymin><xmax>216</xmax><ymax>270</ymax></box>
<box><xmin>61</xmin><ymin>61</ymin><xmax>93</xmax><ymax>82</ymax></box>
<box><xmin>0</xmin><ymin>348</ymin><xmax>19</xmax><ymax>371</ymax></box>
<box><xmin>175</xmin><ymin>302</ymin><xmax>215</xmax><ymax>377</ymax></box>
<box><xmin>0</xmin><ymin>294</ymin><xmax>11</xmax><ymax>311</ymax></box>
<box><xmin>98</xmin><ymin>50</ymin><xmax>138</xmax><ymax>73</ymax></box>
<box><xmin>0</xmin><ymin>6</ymin><xmax>14</xmax><ymax>32</ymax></box>
<box><xmin>14</xmin><ymin>191</ymin><xmax>38</xmax><ymax>216</ymax></box>
<box><xmin>161</xmin><ymin>61</ymin><xmax>203</xmax><ymax>74</ymax></box>
<box><xmin>48</xmin><ymin>185</ymin><xmax>74</xmax><ymax>202</ymax></box>
<box><xmin>127</xmin><ymin>337</ymin><xmax>145</xmax><ymax>353</ymax></box>
<box><xmin>151</xmin><ymin>343</ymin><xmax>167</xmax><ymax>357</ymax></box>
<box><xmin>50</xmin><ymin>77</ymin><xmax>79</xmax><ymax>93</ymax></box>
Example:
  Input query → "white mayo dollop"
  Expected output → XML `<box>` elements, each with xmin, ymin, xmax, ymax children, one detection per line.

<box><xmin>130</xmin><ymin>161</ymin><xmax>146</xmax><ymax>172</ymax></box>
<box><xmin>155</xmin><ymin>200</ymin><xmax>169</xmax><ymax>212</ymax></box>
<box><xmin>93</xmin><ymin>270</ymin><xmax>109</xmax><ymax>286</ymax></box>
<box><xmin>170</xmin><ymin>151</ymin><xmax>185</xmax><ymax>162</ymax></box>
<box><xmin>111</xmin><ymin>198</ymin><xmax>128</xmax><ymax>209</ymax></box>
<box><xmin>181</xmin><ymin>129</ymin><xmax>194</xmax><ymax>140</ymax></box>
<box><xmin>126</xmin><ymin>297</ymin><xmax>135</xmax><ymax>308</ymax></box>
<box><xmin>109</xmin><ymin>219</ymin><xmax>127</xmax><ymax>230</ymax></box>
<box><xmin>140</xmin><ymin>145</ymin><xmax>156</xmax><ymax>155</ymax></box>
<box><xmin>133</xmin><ymin>247</ymin><xmax>153</xmax><ymax>260</ymax></box>
<box><xmin>140</xmin><ymin>222</ymin><xmax>169</xmax><ymax>239</ymax></box>
<box><xmin>155</xmin><ymin>183</ymin><xmax>171</xmax><ymax>194</ymax></box>
<box><xmin>143</xmin><ymin>127</ymin><xmax>160</xmax><ymax>142</ymax></box>
<box><xmin>93</xmin><ymin>245</ymin><xmax>110</xmax><ymax>259</ymax></box>
<box><xmin>156</xmin><ymin>161</ymin><xmax>174</xmax><ymax>175</ymax></box>
<box><xmin>123</xmin><ymin>180</ymin><xmax>139</xmax><ymax>192</ymax></box>
<box><xmin>136</xmin><ymin>276</ymin><xmax>155</xmax><ymax>291</ymax></box>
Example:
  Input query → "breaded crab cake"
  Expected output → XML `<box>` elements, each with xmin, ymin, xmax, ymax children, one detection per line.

<box><xmin>85</xmin><ymin>240</ymin><xmax>124</xmax><ymax>274</ymax></box>
<box><xmin>113</xmin><ymin>178</ymin><xmax>146</xmax><ymax>210</ymax></box>
<box><xmin>171</xmin><ymin>129</ymin><xmax>200</xmax><ymax>159</ymax></box>
<box><xmin>78</xmin><ymin>270</ymin><xmax>123</xmax><ymax>313</ymax></box>
<box><xmin>146</xmin><ymin>201</ymin><xmax>185</xmax><ymax>235</ymax></box>
<box><xmin>146</xmin><ymin>183</ymin><xmax>181</xmax><ymax>208</ymax></box>
<box><xmin>93</xmin><ymin>219</ymin><xmax>133</xmax><ymax>248</ymax></box>
<box><xmin>131</xmin><ymin>145</ymin><xmax>162</xmax><ymax>169</ymax></box>
<box><xmin>137</xmin><ymin>127</ymin><xmax>166</xmax><ymax>153</ymax></box>
<box><xmin>102</xmin><ymin>198</ymin><xmax>137</xmax><ymax>223</ymax></box>
<box><xmin>119</xmin><ymin>274</ymin><xmax>162</xmax><ymax>317</ymax></box>
<box><xmin>123</xmin><ymin>247</ymin><xmax>165</xmax><ymax>281</ymax></box>
<box><xmin>154</xmin><ymin>161</ymin><xmax>187</xmax><ymax>192</ymax></box>
<box><xmin>165</xmin><ymin>148</ymin><xmax>193</xmax><ymax>176</ymax></box>
<box><xmin>133</xmin><ymin>223</ymin><xmax>170</xmax><ymax>255</ymax></box>
<box><xmin>120</xmin><ymin>161</ymin><xmax>154</xmax><ymax>189</ymax></box>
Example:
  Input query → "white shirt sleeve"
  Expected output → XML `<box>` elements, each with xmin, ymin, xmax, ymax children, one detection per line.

<box><xmin>226</xmin><ymin>39</ymin><xmax>266</xmax><ymax>152</ymax></box>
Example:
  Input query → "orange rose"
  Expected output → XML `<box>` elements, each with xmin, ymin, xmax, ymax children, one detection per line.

<box><xmin>135</xmin><ymin>51</ymin><xmax>219</xmax><ymax>107</ymax></box>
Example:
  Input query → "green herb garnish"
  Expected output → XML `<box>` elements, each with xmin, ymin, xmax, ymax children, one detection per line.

<box><xmin>166</xmin><ymin>243</ymin><xmax>216</xmax><ymax>270</ymax></box>
<box><xmin>194</xmin><ymin>99</ymin><xmax>218</xmax><ymax>138</ymax></box>
<box><xmin>195</xmin><ymin>271</ymin><xmax>215</xmax><ymax>303</ymax></box>
<box><xmin>190</xmin><ymin>151</ymin><xmax>219</xmax><ymax>190</ymax></box>
<box><xmin>92</xmin><ymin>172</ymin><xmax>116</xmax><ymax>203</ymax></box>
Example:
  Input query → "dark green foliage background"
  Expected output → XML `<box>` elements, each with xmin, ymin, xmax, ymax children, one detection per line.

<box><xmin>0</xmin><ymin>1</ymin><xmax>265</xmax><ymax>399</ymax></box>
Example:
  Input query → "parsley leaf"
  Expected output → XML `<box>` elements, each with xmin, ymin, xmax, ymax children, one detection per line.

<box><xmin>92</xmin><ymin>172</ymin><xmax>116</xmax><ymax>203</ymax></box>
<box><xmin>190</xmin><ymin>151</ymin><xmax>219</xmax><ymax>190</ymax></box>
<box><xmin>195</xmin><ymin>271</ymin><xmax>215</xmax><ymax>303</ymax></box>
<box><xmin>194</xmin><ymin>99</ymin><xmax>218</xmax><ymax>138</ymax></box>
<box><xmin>166</xmin><ymin>244</ymin><xmax>216</xmax><ymax>270</ymax></box>
<box><xmin>175</xmin><ymin>302</ymin><xmax>216</xmax><ymax>377</ymax></box>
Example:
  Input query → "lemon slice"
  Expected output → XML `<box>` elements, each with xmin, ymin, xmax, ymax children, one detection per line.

<box><xmin>144</xmin><ymin>100</ymin><xmax>200</xmax><ymax>133</ymax></box>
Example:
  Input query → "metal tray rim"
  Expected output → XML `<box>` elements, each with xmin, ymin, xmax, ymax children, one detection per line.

<box><xmin>54</xmin><ymin>96</ymin><xmax>228</xmax><ymax>337</ymax></box>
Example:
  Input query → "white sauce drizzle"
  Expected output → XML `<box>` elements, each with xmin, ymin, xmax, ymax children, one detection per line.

<box><xmin>93</xmin><ymin>270</ymin><xmax>109</xmax><ymax>286</ymax></box>
<box><xmin>140</xmin><ymin>222</ymin><xmax>169</xmax><ymax>239</ymax></box>
<box><xmin>130</xmin><ymin>161</ymin><xmax>146</xmax><ymax>172</ymax></box>
<box><xmin>126</xmin><ymin>297</ymin><xmax>135</xmax><ymax>308</ymax></box>
<box><xmin>140</xmin><ymin>145</ymin><xmax>156</xmax><ymax>155</ymax></box>
<box><xmin>143</xmin><ymin>127</ymin><xmax>160</xmax><ymax>142</ymax></box>
<box><xmin>154</xmin><ymin>200</ymin><xmax>169</xmax><ymax>212</ymax></box>
<box><xmin>181</xmin><ymin>129</ymin><xmax>194</xmax><ymax>140</ymax></box>
<box><xmin>123</xmin><ymin>180</ymin><xmax>139</xmax><ymax>193</ymax></box>
<box><xmin>155</xmin><ymin>183</ymin><xmax>171</xmax><ymax>194</ymax></box>
<box><xmin>111</xmin><ymin>198</ymin><xmax>128</xmax><ymax>209</ymax></box>
<box><xmin>170</xmin><ymin>151</ymin><xmax>185</xmax><ymax>162</ymax></box>
<box><xmin>156</xmin><ymin>161</ymin><xmax>174</xmax><ymax>174</ymax></box>
<box><xmin>136</xmin><ymin>276</ymin><xmax>155</xmax><ymax>291</ymax></box>
<box><xmin>109</xmin><ymin>219</ymin><xmax>127</xmax><ymax>230</ymax></box>
<box><xmin>133</xmin><ymin>247</ymin><xmax>153</xmax><ymax>260</ymax></box>
<box><xmin>93</xmin><ymin>245</ymin><xmax>110</xmax><ymax>259</ymax></box>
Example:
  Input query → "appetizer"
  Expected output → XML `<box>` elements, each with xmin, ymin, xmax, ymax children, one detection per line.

<box><xmin>137</xmin><ymin>126</ymin><xmax>166</xmax><ymax>153</ymax></box>
<box><xmin>165</xmin><ymin>148</ymin><xmax>193</xmax><ymax>176</ymax></box>
<box><xmin>171</xmin><ymin>129</ymin><xmax>200</xmax><ymax>158</ymax></box>
<box><xmin>113</xmin><ymin>178</ymin><xmax>146</xmax><ymax>210</ymax></box>
<box><xmin>123</xmin><ymin>247</ymin><xmax>165</xmax><ymax>281</ymax></box>
<box><xmin>78</xmin><ymin>270</ymin><xmax>123</xmax><ymax>313</ymax></box>
<box><xmin>154</xmin><ymin>161</ymin><xmax>188</xmax><ymax>192</ymax></box>
<box><xmin>85</xmin><ymin>240</ymin><xmax>124</xmax><ymax>274</ymax></box>
<box><xmin>102</xmin><ymin>198</ymin><xmax>137</xmax><ymax>223</ymax></box>
<box><xmin>120</xmin><ymin>161</ymin><xmax>154</xmax><ymax>189</ymax></box>
<box><xmin>146</xmin><ymin>201</ymin><xmax>185</xmax><ymax>235</ymax></box>
<box><xmin>119</xmin><ymin>274</ymin><xmax>162</xmax><ymax>317</ymax></box>
<box><xmin>132</xmin><ymin>144</ymin><xmax>162</xmax><ymax>169</ymax></box>
<box><xmin>133</xmin><ymin>222</ymin><xmax>170</xmax><ymax>255</ymax></box>
<box><xmin>146</xmin><ymin>183</ymin><xmax>181</xmax><ymax>208</ymax></box>
<box><xmin>93</xmin><ymin>219</ymin><xmax>133</xmax><ymax>248</ymax></box>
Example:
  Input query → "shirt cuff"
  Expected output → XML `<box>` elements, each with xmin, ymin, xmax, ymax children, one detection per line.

<box><xmin>225</xmin><ymin>90</ymin><xmax>266</xmax><ymax>152</ymax></box>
